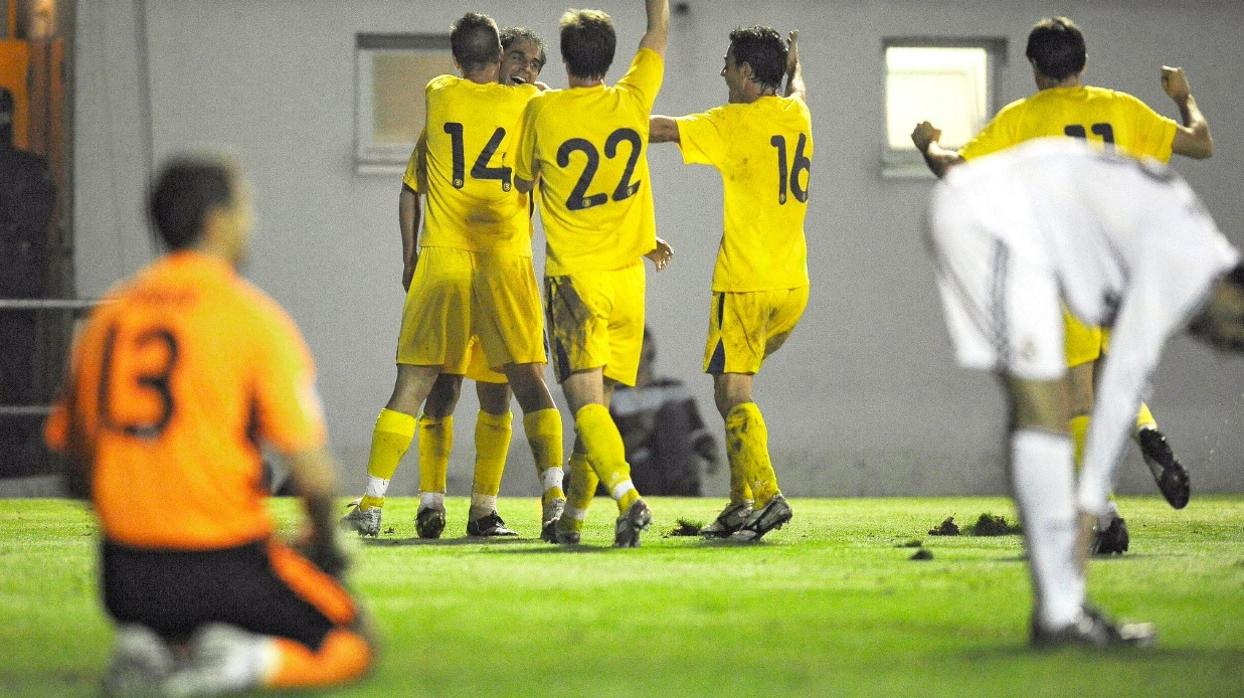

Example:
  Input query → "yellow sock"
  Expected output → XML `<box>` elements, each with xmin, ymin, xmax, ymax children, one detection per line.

<box><xmin>563</xmin><ymin>450</ymin><xmax>596</xmax><ymax>531</ymax></box>
<box><xmin>418</xmin><ymin>414</ymin><xmax>453</xmax><ymax>494</ymax></box>
<box><xmin>574</xmin><ymin>404</ymin><xmax>638</xmax><ymax>512</ymax></box>
<box><xmin>360</xmin><ymin>408</ymin><xmax>417</xmax><ymax>510</ymax></box>
<box><xmin>1069</xmin><ymin>414</ymin><xmax>1090</xmax><ymax>469</ymax></box>
<box><xmin>729</xmin><ymin>453</ymin><xmax>753</xmax><ymax>506</ymax></box>
<box><xmin>523</xmin><ymin>408</ymin><xmax>565</xmax><ymax>503</ymax></box>
<box><xmin>1134</xmin><ymin>402</ymin><xmax>1158</xmax><ymax>437</ymax></box>
<box><xmin>725</xmin><ymin>402</ymin><xmax>779</xmax><ymax>507</ymax></box>
<box><xmin>471</xmin><ymin>410</ymin><xmax>512</xmax><ymax>499</ymax></box>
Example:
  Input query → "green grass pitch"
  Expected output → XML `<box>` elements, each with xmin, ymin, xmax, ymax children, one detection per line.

<box><xmin>1</xmin><ymin>495</ymin><xmax>1242</xmax><ymax>696</ymax></box>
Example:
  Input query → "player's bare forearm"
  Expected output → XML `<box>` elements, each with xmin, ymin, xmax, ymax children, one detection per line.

<box><xmin>1172</xmin><ymin>95</ymin><xmax>1213</xmax><ymax>159</ymax></box>
<box><xmin>399</xmin><ymin>187</ymin><xmax>420</xmax><ymax>289</ymax></box>
<box><xmin>911</xmin><ymin>121</ymin><xmax>963</xmax><ymax>178</ymax></box>
<box><xmin>1163</xmin><ymin>66</ymin><xmax>1212</xmax><ymax>159</ymax></box>
<box><xmin>922</xmin><ymin>143</ymin><xmax>964</xmax><ymax>178</ymax></box>
<box><xmin>649</xmin><ymin>115</ymin><xmax>680</xmax><ymax>144</ymax></box>
<box><xmin>784</xmin><ymin>30</ymin><xmax>806</xmax><ymax>101</ymax></box>
<box><xmin>286</xmin><ymin>446</ymin><xmax>349</xmax><ymax>574</ymax></box>
<box><xmin>639</xmin><ymin>0</ymin><xmax>670</xmax><ymax>56</ymax></box>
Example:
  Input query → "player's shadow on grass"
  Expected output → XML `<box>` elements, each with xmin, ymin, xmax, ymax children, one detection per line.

<box><xmin>359</xmin><ymin>536</ymin><xmax>535</xmax><ymax>547</ymax></box>
<box><xmin>492</xmin><ymin>544</ymin><xmax>614</xmax><ymax>555</ymax></box>
<box><xmin>965</xmin><ymin>645</ymin><xmax>1244</xmax><ymax>662</ymax></box>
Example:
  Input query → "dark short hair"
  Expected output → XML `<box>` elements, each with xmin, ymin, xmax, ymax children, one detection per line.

<box><xmin>450</xmin><ymin>12</ymin><xmax>501</xmax><ymax>72</ymax></box>
<box><xmin>1026</xmin><ymin>17</ymin><xmax>1086</xmax><ymax>80</ymax></box>
<box><xmin>729</xmin><ymin>26</ymin><xmax>787</xmax><ymax>91</ymax></box>
<box><xmin>501</xmin><ymin>26</ymin><xmax>547</xmax><ymax>70</ymax></box>
<box><xmin>560</xmin><ymin>9</ymin><xmax>615</xmax><ymax>80</ymax></box>
<box><xmin>148</xmin><ymin>157</ymin><xmax>235</xmax><ymax>250</ymax></box>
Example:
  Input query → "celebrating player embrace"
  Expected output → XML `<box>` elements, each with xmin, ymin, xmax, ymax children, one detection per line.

<box><xmin>342</xmin><ymin>13</ymin><xmax>566</xmax><ymax>541</ymax></box>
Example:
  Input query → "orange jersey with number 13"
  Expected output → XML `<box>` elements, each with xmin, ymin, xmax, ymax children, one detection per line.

<box><xmin>45</xmin><ymin>252</ymin><xmax>326</xmax><ymax>551</ymax></box>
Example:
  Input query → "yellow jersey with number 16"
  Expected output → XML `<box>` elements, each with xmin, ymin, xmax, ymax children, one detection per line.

<box><xmin>677</xmin><ymin>95</ymin><xmax>812</xmax><ymax>292</ymax></box>
<box><xmin>416</xmin><ymin>75</ymin><xmax>538</xmax><ymax>256</ymax></box>
<box><xmin>516</xmin><ymin>48</ymin><xmax>664</xmax><ymax>275</ymax></box>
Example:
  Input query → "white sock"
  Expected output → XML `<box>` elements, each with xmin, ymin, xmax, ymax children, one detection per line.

<box><xmin>565</xmin><ymin>505</ymin><xmax>588</xmax><ymax>522</ymax></box>
<box><xmin>611</xmin><ymin>479</ymin><xmax>636</xmax><ymax>501</ymax></box>
<box><xmin>419</xmin><ymin>491</ymin><xmax>445</xmax><ymax>510</ymax></box>
<box><xmin>364</xmin><ymin>476</ymin><xmax>390</xmax><ymax>500</ymax></box>
<box><xmin>469</xmin><ymin>494</ymin><xmax>497</xmax><ymax>518</ymax></box>
<box><xmin>541</xmin><ymin>466</ymin><xmax>565</xmax><ymax>494</ymax></box>
<box><xmin>1010</xmin><ymin>429</ymin><xmax>1084</xmax><ymax>630</ymax></box>
<box><xmin>1097</xmin><ymin>500</ymin><xmax>1120</xmax><ymax>531</ymax></box>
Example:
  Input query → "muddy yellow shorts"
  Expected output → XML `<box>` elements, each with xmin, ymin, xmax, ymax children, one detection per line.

<box><xmin>544</xmin><ymin>261</ymin><xmax>645</xmax><ymax>386</ymax></box>
<box><xmin>703</xmin><ymin>286</ymin><xmax>809</xmax><ymax>374</ymax></box>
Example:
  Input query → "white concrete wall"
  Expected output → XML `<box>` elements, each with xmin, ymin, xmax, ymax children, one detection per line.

<box><xmin>76</xmin><ymin>0</ymin><xmax>1244</xmax><ymax>497</ymax></box>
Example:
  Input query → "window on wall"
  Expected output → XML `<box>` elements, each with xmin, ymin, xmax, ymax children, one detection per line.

<box><xmin>355</xmin><ymin>33</ymin><xmax>455</xmax><ymax>174</ymax></box>
<box><xmin>883</xmin><ymin>39</ymin><xmax>1006</xmax><ymax>177</ymax></box>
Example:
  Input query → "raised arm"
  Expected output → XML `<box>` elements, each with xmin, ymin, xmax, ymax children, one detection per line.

<box><xmin>911</xmin><ymin>121</ymin><xmax>965</xmax><ymax>178</ymax></box>
<box><xmin>1163</xmin><ymin>66</ymin><xmax>1213</xmax><ymax>159</ymax></box>
<box><xmin>784</xmin><ymin>30</ymin><xmax>805</xmax><ymax>101</ymax></box>
<box><xmin>649</xmin><ymin>115</ymin><xmax>680</xmax><ymax>144</ymax></box>
<box><xmin>638</xmin><ymin>0</ymin><xmax>670</xmax><ymax>57</ymax></box>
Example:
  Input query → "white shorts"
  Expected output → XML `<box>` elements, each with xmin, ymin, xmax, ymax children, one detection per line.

<box><xmin>927</xmin><ymin>187</ymin><xmax>1066</xmax><ymax>381</ymax></box>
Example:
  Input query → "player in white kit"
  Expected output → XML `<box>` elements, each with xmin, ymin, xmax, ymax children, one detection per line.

<box><xmin>926</xmin><ymin>138</ymin><xmax>1244</xmax><ymax>647</ymax></box>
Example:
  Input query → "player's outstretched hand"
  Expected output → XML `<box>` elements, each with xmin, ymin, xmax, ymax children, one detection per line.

<box><xmin>646</xmin><ymin>236</ymin><xmax>673</xmax><ymax>271</ymax></box>
<box><xmin>911</xmin><ymin>121</ymin><xmax>942</xmax><ymax>153</ymax></box>
<box><xmin>1161</xmin><ymin>65</ymin><xmax>1191</xmax><ymax>101</ymax></box>
<box><xmin>786</xmin><ymin>30</ymin><xmax>799</xmax><ymax>74</ymax></box>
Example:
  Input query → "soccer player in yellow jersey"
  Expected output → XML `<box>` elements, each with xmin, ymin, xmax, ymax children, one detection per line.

<box><xmin>515</xmin><ymin>0</ymin><xmax>673</xmax><ymax>547</ymax></box>
<box><xmin>649</xmin><ymin>27</ymin><xmax>809</xmax><ymax>540</ymax></box>
<box><xmin>911</xmin><ymin>17</ymin><xmax>1213</xmax><ymax>553</ymax></box>
<box><xmin>342</xmin><ymin>13</ymin><xmax>566</xmax><ymax>541</ymax></box>
<box><xmin>343</xmin><ymin>26</ymin><xmax>552</xmax><ymax>541</ymax></box>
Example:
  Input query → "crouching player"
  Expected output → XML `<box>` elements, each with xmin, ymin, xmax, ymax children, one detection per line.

<box><xmin>926</xmin><ymin>138</ymin><xmax>1244</xmax><ymax>646</ymax></box>
<box><xmin>45</xmin><ymin>156</ymin><xmax>372</xmax><ymax>694</ymax></box>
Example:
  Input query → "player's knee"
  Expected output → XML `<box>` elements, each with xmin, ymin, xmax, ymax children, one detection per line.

<box><xmin>1064</xmin><ymin>362</ymin><xmax>1095</xmax><ymax>417</ymax></box>
<box><xmin>422</xmin><ymin>374</ymin><xmax>463</xmax><ymax>418</ymax></box>
<box><xmin>1005</xmin><ymin>377</ymin><xmax>1068</xmax><ymax>432</ymax></box>
<box><xmin>475</xmin><ymin>381</ymin><xmax>512</xmax><ymax>414</ymax></box>
<box><xmin>712</xmin><ymin>378</ymin><xmax>751</xmax><ymax>418</ymax></box>
<box><xmin>502</xmin><ymin>363</ymin><xmax>554</xmax><ymax>412</ymax></box>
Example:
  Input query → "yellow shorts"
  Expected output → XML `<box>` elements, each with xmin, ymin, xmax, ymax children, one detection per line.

<box><xmin>396</xmin><ymin>247</ymin><xmax>544</xmax><ymax>382</ymax></box>
<box><xmin>704</xmin><ymin>286</ymin><xmax>809</xmax><ymax>374</ymax></box>
<box><xmin>545</xmin><ymin>261</ymin><xmax>645</xmax><ymax>386</ymax></box>
<box><xmin>1062</xmin><ymin>304</ymin><xmax>1109</xmax><ymax>368</ymax></box>
<box><xmin>463</xmin><ymin>337</ymin><xmax>506</xmax><ymax>384</ymax></box>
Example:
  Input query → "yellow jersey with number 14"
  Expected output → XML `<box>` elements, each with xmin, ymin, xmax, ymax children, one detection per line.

<box><xmin>677</xmin><ymin>95</ymin><xmax>812</xmax><ymax>292</ymax></box>
<box><xmin>415</xmin><ymin>75</ymin><xmax>538</xmax><ymax>256</ymax></box>
<box><xmin>516</xmin><ymin>48</ymin><xmax>664</xmax><ymax>275</ymax></box>
<box><xmin>959</xmin><ymin>85</ymin><xmax>1177</xmax><ymax>163</ymax></box>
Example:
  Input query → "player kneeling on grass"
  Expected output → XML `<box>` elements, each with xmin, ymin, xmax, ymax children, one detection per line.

<box><xmin>649</xmin><ymin>26</ymin><xmax>810</xmax><ymax>540</ymax></box>
<box><xmin>925</xmin><ymin>138</ymin><xmax>1244</xmax><ymax>647</ymax></box>
<box><xmin>45</xmin><ymin>156</ymin><xmax>372</xmax><ymax>694</ymax></box>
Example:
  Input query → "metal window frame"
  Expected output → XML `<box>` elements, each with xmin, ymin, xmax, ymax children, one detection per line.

<box><xmin>881</xmin><ymin>37</ymin><xmax>1008</xmax><ymax>179</ymax></box>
